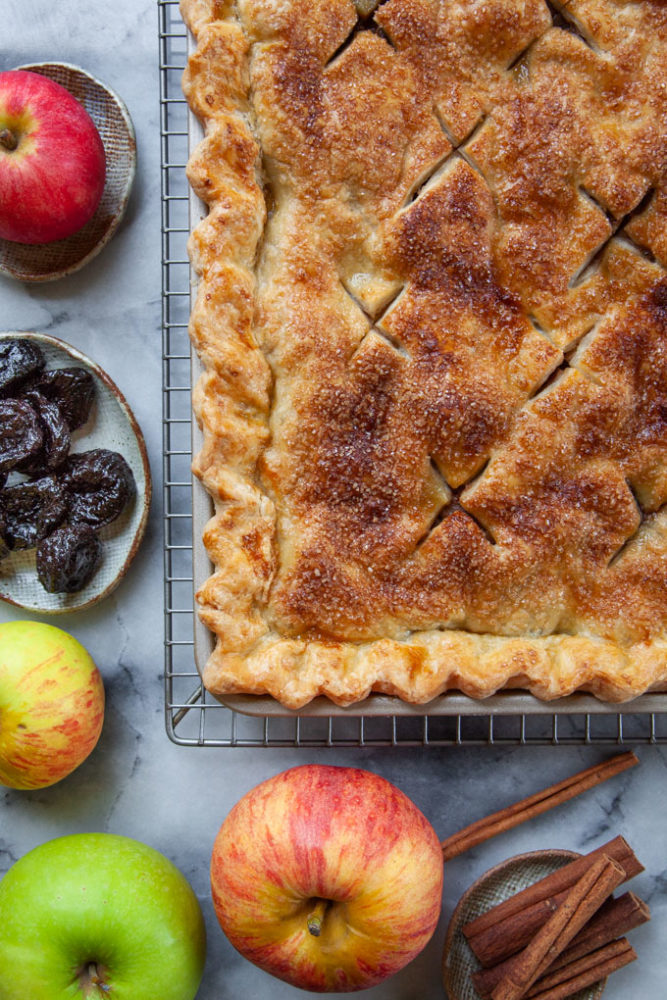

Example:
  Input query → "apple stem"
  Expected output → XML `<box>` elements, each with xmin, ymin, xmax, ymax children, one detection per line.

<box><xmin>78</xmin><ymin>962</ymin><xmax>110</xmax><ymax>995</ymax></box>
<box><xmin>0</xmin><ymin>128</ymin><xmax>17</xmax><ymax>152</ymax></box>
<box><xmin>307</xmin><ymin>899</ymin><xmax>330</xmax><ymax>937</ymax></box>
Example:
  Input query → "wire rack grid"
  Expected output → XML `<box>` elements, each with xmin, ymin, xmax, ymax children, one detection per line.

<box><xmin>159</xmin><ymin>0</ymin><xmax>667</xmax><ymax>748</ymax></box>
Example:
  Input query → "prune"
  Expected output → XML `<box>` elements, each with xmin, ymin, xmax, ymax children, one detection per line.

<box><xmin>29</xmin><ymin>367</ymin><xmax>95</xmax><ymax>430</ymax></box>
<box><xmin>17</xmin><ymin>390</ymin><xmax>71</xmax><ymax>474</ymax></box>
<box><xmin>0</xmin><ymin>338</ymin><xmax>45</xmax><ymax>395</ymax></box>
<box><xmin>36</xmin><ymin>523</ymin><xmax>102</xmax><ymax>593</ymax></box>
<box><xmin>0</xmin><ymin>399</ymin><xmax>44</xmax><ymax>473</ymax></box>
<box><xmin>62</xmin><ymin>449</ymin><xmax>136</xmax><ymax>529</ymax></box>
<box><xmin>0</xmin><ymin>476</ymin><xmax>68</xmax><ymax>550</ymax></box>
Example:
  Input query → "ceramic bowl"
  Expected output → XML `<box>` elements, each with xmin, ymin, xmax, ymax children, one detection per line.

<box><xmin>442</xmin><ymin>849</ymin><xmax>606</xmax><ymax>1000</ymax></box>
<box><xmin>0</xmin><ymin>62</ymin><xmax>136</xmax><ymax>282</ymax></box>
<box><xmin>0</xmin><ymin>331</ymin><xmax>151</xmax><ymax>613</ymax></box>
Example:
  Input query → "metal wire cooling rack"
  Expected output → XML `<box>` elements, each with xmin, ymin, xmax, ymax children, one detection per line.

<box><xmin>159</xmin><ymin>0</ymin><xmax>667</xmax><ymax>748</ymax></box>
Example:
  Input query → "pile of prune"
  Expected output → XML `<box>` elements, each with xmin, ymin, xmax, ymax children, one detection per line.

<box><xmin>0</xmin><ymin>338</ymin><xmax>136</xmax><ymax>595</ymax></box>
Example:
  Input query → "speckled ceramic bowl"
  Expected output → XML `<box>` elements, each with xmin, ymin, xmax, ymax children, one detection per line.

<box><xmin>0</xmin><ymin>331</ymin><xmax>151</xmax><ymax>613</ymax></box>
<box><xmin>442</xmin><ymin>849</ymin><xmax>606</xmax><ymax>1000</ymax></box>
<box><xmin>0</xmin><ymin>62</ymin><xmax>136</xmax><ymax>283</ymax></box>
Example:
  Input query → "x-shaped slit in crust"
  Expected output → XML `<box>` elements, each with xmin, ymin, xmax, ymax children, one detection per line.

<box><xmin>340</xmin><ymin>279</ymin><xmax>408</xmax><ymax>363</ymax></box>
<box><xmin>570</xmin><ymin>188</ymin><xmax>660</xmax><ymax>288</ymax></box>
<box><xmin>326</xmin><ymin>5</ymin><xmax>394</xmax><ymax>68</ymax></box>
<box><xmin>349</xmin><ymin>326</ymin><xmax>410</xmax><ymax>363</ymax></box>
<box><xmin>414</xmin><ymin>460</ymin><xmax>497</xmax><ymax>551</ymax></box>
<box><xmin>405</xmin><ymin>118</ymin><xmax>490</xmax><ymax>208</ymax></box>
<box><xmin>526</xmin><ymin>321</ymin><xmax>605</xmax><ymax>403</ymax></box>
<box><xmin>507</xmin><ymin>0</ymin><xmax>601</xmax><ymax>79</ymax></box>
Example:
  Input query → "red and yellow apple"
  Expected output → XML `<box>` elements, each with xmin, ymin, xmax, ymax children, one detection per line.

<box><xmin>211</xmin><ymin>764</ymin><xmax>444</xmax><ymax>992</ymax></box>
<box><xmin>0</xmin><ymin>69</ymin><xmax>106</xmax><ymax>244</ymax></box>
<box><xmin>0</xmin><ymin>620</ymin><xmax>104</xmax><ymax>789</ymax></box>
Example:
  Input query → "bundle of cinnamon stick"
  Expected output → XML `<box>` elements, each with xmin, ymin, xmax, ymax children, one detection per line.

<box><xmin>463</xmin><ymin>837</ymin><xmax>649</xmax><ymax>1000</ymax></box>
<box><xmin>439</xmin><ymin>752</ymin><xmax>650</xmax><ymax>1000</ymax></box>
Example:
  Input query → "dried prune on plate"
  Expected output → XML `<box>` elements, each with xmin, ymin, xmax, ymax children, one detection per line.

<box><xmin>17</xmin><ymin>390</ymin><xmax>71</xmax><ymax>474</ymax></box>
<box><xmin>0</xmin><ymin>476</ymin><xmax>68</xmax><ymax>550</ymax></box>
<box><xmin>0</xmin><ymin>399</ymin><xmax>44</xmax><ymax>473</ymax></box>
<box><xmin>0</xmin><ymin>339</ymin><xmax>45</xmax><ymax>395</ymax></box>
<box><xmin>63</xmin><ymin>449</ymin><xmax>136</xmax><ymax>529</ymax></box>
<box><xmin>36</xmin><ymin>523</ymin><xmax>102</xmax><ymax>593</ymax></box>
<box><xmin>30</xmin><ymin>367</ymin><xmax>96</xmax><ymax>430</ymax></box>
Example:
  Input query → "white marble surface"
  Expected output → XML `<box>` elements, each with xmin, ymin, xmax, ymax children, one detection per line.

<box><xmin>1</xmin><ymin>3</ymin><xmax>666</xmax><ymax>999</ymax></box>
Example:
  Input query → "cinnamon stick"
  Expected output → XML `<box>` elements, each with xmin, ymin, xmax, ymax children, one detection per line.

<box><xmin>472</xmin><ymin>891</ymin><xmax>650</xmax><ymax>998</ymax></box>
<box><xmin>526</xmin><ymin>939</ymin><xmax>637</xmax><ymax>1000</ymax></box>
<box><xmin>464</xmin><ymin>836</ymin><xmax>643</xmax><ymax>967</ymax></box>
<box><xmin>547</xmin><ymin>891</ymin><xmax>648</xmax><ymax>969</ymax></box>
<box><xmin>490</xmin><ymin>855</ymin><xmax>626</xmax><ymax>1000</ymax></box>
<box><xmin>470</xmin><ymin>890</ymin><xmax>569</xmax><ymax>967</ymax></box>
<box><xmin>441</xmin><ymin>751</ymin><xmax>638</xmax><ymax>862</ymax></box>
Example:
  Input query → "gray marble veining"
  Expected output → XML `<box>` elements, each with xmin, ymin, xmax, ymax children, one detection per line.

<box><xmin>1</xmin><ymin>3</ymin><xmax>666</xmax><ymax>998</ymax></box>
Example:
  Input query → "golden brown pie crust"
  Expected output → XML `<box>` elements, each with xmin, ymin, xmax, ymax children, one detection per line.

<box><xmin>181</xmin><ymin>0</ymin><xmax>667</xmax><ymax>708</ymax></box>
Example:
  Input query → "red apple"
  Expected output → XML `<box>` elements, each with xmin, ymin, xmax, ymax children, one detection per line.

<box><xmin>0</xmin><ymin>620</ymin><xmax>104</xmax><ymax>789</ymax></box>
<box><xmin>211</xmin><ymin>764</ymin><xmax>444</xmax><ymax>992</ymax></box>
<box><xmin>0</xmin><ymin>69</ymin><xmax>106</xmax><ymax>244</ymax></box>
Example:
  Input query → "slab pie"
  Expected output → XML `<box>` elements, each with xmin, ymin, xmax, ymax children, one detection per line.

<box><xmin>181</xmin><ymin>0</ymin><xmax>667</xmax><ymax>708</ymax></box>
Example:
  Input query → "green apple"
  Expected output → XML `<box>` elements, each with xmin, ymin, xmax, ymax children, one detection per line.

<box><xmin>0</xmin><ymin>833</ymin><xmax>207</xmax><ymax>1000</ymax></box>
<box><xmin>0</xmin><ymin>620</ymin><xmax>104</xmax><ymax>789</ymax></box>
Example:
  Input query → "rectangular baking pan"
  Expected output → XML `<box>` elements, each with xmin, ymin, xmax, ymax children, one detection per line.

<box><xmin>185</xmin><ymin>42</ymin><xmax>667</xmax><ymax>721</ymax></box>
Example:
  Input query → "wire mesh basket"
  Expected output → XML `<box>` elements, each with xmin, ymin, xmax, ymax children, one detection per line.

<box><xmin>159</xmin><ymin>0</ymin><xmax>667</xmax><ymax>748</ymax></box>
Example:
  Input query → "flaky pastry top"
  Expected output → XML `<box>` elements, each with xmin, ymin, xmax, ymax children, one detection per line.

<box><xmin>182</xmin><ymin>0</ymin><xmax>667</xmax><ymax>707</ymax></box>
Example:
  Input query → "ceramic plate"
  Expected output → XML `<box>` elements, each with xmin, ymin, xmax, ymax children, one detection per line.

<box><xmin>0</xmin><ymin>331</ymin><xmax>151</xmax><ymax>613</ymax></box>
<box><xmin>442</xmin><ymin>849</ymin><xmax>606</xmax><ymax>1000</ymax></box>
<box><xmin>0</xmin><ymin>62</ymin><xmax>136</xmax><ymax>282</ymax></box>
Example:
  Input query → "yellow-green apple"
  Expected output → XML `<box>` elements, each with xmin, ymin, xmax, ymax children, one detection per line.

<box><xmin>0</xmin><ymin>833</ymin><xmax>207</xmax><ymax>1000</ymax></box>
<box><xmin>211</xmin><ymin>764</ymin><xmax>444</xmax><ymax>992</ymax></box>
<box><xmin>0</xmin><ymin>620</ymin><xmax>104</xmax><ymax>789</ymax></box>
<box><xmin>0</xmin><ymin>70</ymin><xmax>106</xmax><ymax>244</ymax></box>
